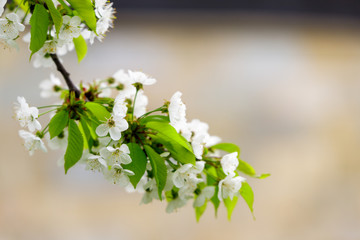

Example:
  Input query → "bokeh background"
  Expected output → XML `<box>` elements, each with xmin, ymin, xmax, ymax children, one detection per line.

<box><xmin>1</xmin><ymin>1</ymin><xmax>360</xmax><ymax>239</ymax></box>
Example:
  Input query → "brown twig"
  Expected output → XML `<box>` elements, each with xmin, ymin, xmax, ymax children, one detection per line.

<box><xmin>50</xmin><ymin>54</ymin><xmax>81</xmax><ymax>98</ymax></box>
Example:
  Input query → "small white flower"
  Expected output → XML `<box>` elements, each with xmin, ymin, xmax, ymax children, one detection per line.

<box><xmin>85</xmin><ymin>154</ymin><xmax>107</xmax><ymax>172</ymax></box>
<box><xmin>104</xmin><ymin>164</ymin><xmax>134</xmax><ymax>186</ymax></box>
<box><xmin>141</xmin><ymin>178</ymin><xmax>160</xmax><ymax>204</ymax></box>
<box><xmin>59</xmin><ymin>15</ymin><xmax>81</xmax><ymax>41</ymax></box>
<box><xmin>46</xmin><ymin>130</ymin><xmax>67</xmax><ymax>150</ymax></box>
<box><xmin>100</xmin><ymin>144</ymin><xmax>132</xmax><ymax>166</ymax></box>
<box><xmin>166</xmin><ymin>196</ymin><xmax>187</xmax><ymax>213</ymax></box>
<box><xmin>0</xmin><ymin>0</ymin><xmax>6</xmax><ymax>17</ymax></box>
<box><xmin>95</xmin><ymin>1</ymin><xmax>115</xmax><ymax>35</ymax></box>
<box><xmin>39</xmin><ymin>73</ymin><xmax>62</xmax><ymax>98</ymax></box>
<box><xmin>19</xmin><ymin>130</ymin><xmax>47</xmax><ymax>155</ymax></box>
<box><xmin>0</xmin><ymin>13</ymin><xmax>25</xmax><ymax>40</ymax></box>
<box><xmin>96</xmin><ymin>114</ymin><xmax>129</xmax><ymax>141</ymax></box>
<box><xmin>133</xmin><ymin>90</ymin><xmax>148</xmax><ymax>118</ymax></box>
<box><xmin>172</xmin><ymin>161</ymin><xmax>205</xmax><ymax>199</ymax></box>
<box><xmin>32</xmin><ymin>53</ymin><xmax>55</xmax><ymax>68</ymax></box>
<box><xmin>168</xmin><ymin>91</ymin><xmax>187</xmax><ymax>133</ymax></box>
<box><xmin>113</xmin><ymin>69</ymin><xmax>131</xmax><ymax>85</ymax></box>
<box><xmin>193</xmin><ymin>186</ymin><xmax>215</xmax><ymax>207</ymax></box>
<box><xmin>113</xmin><ymin>93</ymin><xmax>128</xmax><ymax>117</ymax></box>
<box><xmin>218</xmin><ymin>175</ymin><xmax>246</xmax><ymax>201</ymax></box>
<box><xmin>40</xmin><ymin>39</ymin><xmax>58</xmax><ymax>55</ymax></box>
<box><xmin>14</xmin><ymin>96</ymin><xmax>41</xmax><ymax>132</ymax></box>
<box><xmin>221</xmin><ymin>152</ymin><xmax>239</xmax><ymax>176</ymax></box>
<box><xmin>128</xmin><ymin>70</ymin><xmax>156</xmax><ymax>86</ymax></box>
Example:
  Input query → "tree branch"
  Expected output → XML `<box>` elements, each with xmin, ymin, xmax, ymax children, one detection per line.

<box><xmin>50</xmin><ymin>54</ymin><xmax>81</xmax><ymax>98</ymax></box>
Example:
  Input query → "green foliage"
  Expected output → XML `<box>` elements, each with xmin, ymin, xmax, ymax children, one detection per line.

<box><xmin>73</xmin><ymin>35</ymin><xmax>87</xmax><ymax>63</ymax></box>
<box><xmin>85</xmin><ymin>102</ymin><xmax>111</xmax><ymax>122</ymax></box>
<box><xmin>144</xmin><ymin>145</ymin><xmax>167</xmax><ymax>200</ymax></box>
<box><xmin>78</xmin><ymin>117</ymin><xmax>91</xmax><ymax>150</ymax></box>
<box><xmin>224</xmin><ymin>196</ymin><xmax>238</xmax><ymax>220</ymax></box>
<box><xmin>64</xmin><ymin>119</ymin><xmax>84</xmax><ymax>173</ymax></box>
<box><xmin>49</xmin><ymin>110</ymin><xmax>69</xmax><ymax>139</ymax></box>
<box><xmin>29</xmin><ymin>4</ymin><xmax>50</xmax><ymax>56</ymax></box>
<box><xmin>240</xmin><ymin>182</ymin><xmax>255</xmax><ymax>217</ymax></box>
<box><xmin>206</xmin><ymin>167</ymin><xmax>221</xmax><ymax>216</ymax></box>
<box><xmin>211</xmin><ymin>143</ymin><xmax>240</xmax><ymax>155</ymax></box>
<box><xmin>195</xmin><ymin>201</ymin><xmax>208</xmax><ymax>222</ymax></box>
<box><xmin>43</xmin><ymin>0</ymin><xmax>63</xmax><ymax>36</ymax></box>
<box><xmin>139</xmin><ymin>115</ymin><xmax>169</xmax><ymax>124</ymax></box>
<box><xmin>66</xmin><ymin>0</ymin><xmax>97</xmax><ymax>31</ymax></box>
<box><xmin>124</xmin><ymin>143</ymin><xmax>148</xmax><ymax>188</ymax></box>
<box><xmin>146</xmin><ymin>121</ymin><xmax>196</xmax><ymax>165</ymax></box>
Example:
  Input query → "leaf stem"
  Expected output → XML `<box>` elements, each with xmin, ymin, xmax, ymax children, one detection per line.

<box><xmin>39</xmin><ymin>108</ymin><xmax>57</xmax><ymax>117</ymax></box>
<box><xmin>138</xmin><ymin>106</ymin><xmax>165</xmax><ymax>120</ymax></box>
<box><xmin>131</xmin><ymin>88</ymin><xmax>139</xmax><ymax>121</ymax></box>
<box><xmin>37</xmin><ymin>105</ymin><xmax>61</xmax><ymax>109</ymax></box>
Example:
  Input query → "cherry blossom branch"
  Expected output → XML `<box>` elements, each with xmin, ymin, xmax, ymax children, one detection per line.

<box><xmin>50</xmin><ymin>53</ymin><xmax>81</xmax><ymax>97</ymax></box>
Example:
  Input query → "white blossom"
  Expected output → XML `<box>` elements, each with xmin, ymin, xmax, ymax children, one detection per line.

<box><xmin>128</xmin><ymin>70</ymin><xmax>156</xmax><ymax>86</ymax></box>
<box><xmin>32</xmin><ymin>53</ymin><xmax>55</xmax><ymax>68</ymax></box>
<box><xmin>168</xmin><ymin>91</ymin><xmax>187</xmax><ymax>133</ymax></box>
<box><xmin>0</xmin><ymin>13</ymin><xmax>25</xmax><ymax>40</ymax></box>
<box><xmin>104</xmin><ymin>164</ymin><xmax>134</xmax><ymax>186</ymax></box>
<box><xmin>85</xmin><ymin>154</ymin><xmax>107</xmax><ymax>172</ymax></box>
<box><xmin>221</xmin><ymin>152</ymin><xmax>239</xmax><ymax>176</ymax></box>
<box><xmin>14</xmin><ymin>96</ymin><xmax>41</xmax><ymax>132</ymax></box>
<box><xmin>46</xmin><ymin>130</ymin><xmax>67</xmax><ymax>150</ymax></box>
<box><xmin>40</xmin><ymin>39</ymin><xmax>58</xmax><ymax>55</ymax></box>
<box><xmin>39</xmin><ymin>73</ymin><xmax>62</xmax><ymax>98</ymax></box>
<box><xmin>133</xmin><ymin>90</ymin><xmax>148</xmax><ymax>118</ymax></box>
<box><xmin>19</xmin><ymin>130</ymin><xmax>47</xmax><ymax>155</ymax></box>
<box><xmin>0</xmin><ymin>0</ymin><xmax>6</xmax><ymax>17</ymax></box>
<box><xmin>173</xmin><ymin>161</ymin><xmax>205</xmax><ymax>199</ymax></box>
<box><xmin>100</xmin><ymin>144</ymin><xmax>132</xmax><ymax>166</ymax></box>
<box><xmin>96</xmin><ymin>114</ymin><xmax>129</xmax><ymax>141</ymax></box>
<box><xmin>141</xmin><ymin>178</ymin><xmax>160</xmax><ymax>204</ymax></box>
<box><xmin>95</xmin><ymin>1</ymin><xmax>115</xmax><ymax>35</ymax></box>
<box><xmin>193</xmin><ymin>186</ymin><xmax>215</xmax><ymax>207</ymax></box>
<box><xmin>113</xmin><ymin>93</ymin><xmax>128</xmax><ymax>117</ymax></box>
<box><xmin>218</xmin><ymin>175</ymin><xmax>245</xmax><ymax>201</ymax></box>
<box><xmin>59</xmin><ymin>15</ymin><xmax>81</xmax><ymax>41</ymax></box>
<box><xmin>166</xmin><ymin>196</ymin><xmax>187</xmax><ymax>213</ymax></box>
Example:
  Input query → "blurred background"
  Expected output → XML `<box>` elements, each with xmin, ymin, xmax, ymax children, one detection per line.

<box><xmin>1</xmin><ymin>1</ymin><xmax>360</xmax><ymax>239</ymax></box>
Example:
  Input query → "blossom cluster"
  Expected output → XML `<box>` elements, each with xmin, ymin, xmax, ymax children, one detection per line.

<box><xmin>7</xmin><ymin>0</ymin><xmax>267</xmax><ymax>220</ymax></box>
<box><xmin>1</xmin><ymin>0</ymin><xmax>114</xmax><ymax>67</ymax></box>
<box><xmin>14</xmin><ymin>69</ymin><xmax>266</xmax><ymax>220</ymax></box>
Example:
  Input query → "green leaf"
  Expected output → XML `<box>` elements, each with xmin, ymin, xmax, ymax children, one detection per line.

<box><xmin>30</xmin><ymin>4</ymin><xmax>50</xmax><ymax>56</ymax></box>
<box><xmin>210</xmin><ymin>143</ymin><xmax>240</xmax><ymax>155</ymax></box>
<box><xmin>257</xmin><ymin>173</ymin><xmax>271</xmax><ymax>179</ymax></box>
<box><xmin>206</xmin><ymin>166</ymin><xmax>220</xmax><ymax>216</ymax></box>
<box><xmin>224</xmin><ymin>196</ymin><xmax>238</xmax><ymax>220</ymax></box>
<box><xmin>240</xmin><ymin>182</ymin><xmax>255</xmax><ymax>218</ymax></box>
<box><xmin>238</xmin><ymin>159</ymin><xmax>256</xmax><ymax>176</ymax></box>
<box><xmin>64</xmin><ymin>119</ymin><xmax>84</xmax><ymax>173</ymax></box>
<box><xmin>66</xmin><ymin>0</ymin><xmax>97</xmax><ymax>31</ymax></box>
<box><xmin>146</xmin><ymin>121</ymin><xmax>195</xmax><ymax>165</ymax></box>
<box><xmin>211</xmin><ymin>186</ymin><xmax>220</xmax><ymax>217</ymax></box>
<box><xmin>49</xmin><ymin>110</ymin><xmax>69</xmax><ymax>139</ymax></box>
<box><xmin>73</xmin><ymin>35</ymin><xmax>87</xmax><ymax>62</ymax></box>
<box><xmin>139</xmin><ymin>115</ymin><xmax>169</xmax><ymax>125</ymax></box>
<box><xmin>195</xmin><ymin>201</ymin><xmax>208</xmax><ymax>222</ymax></box>
<box><xmin>43</xmin><ymin>0</ymin><xmax>63</xmax><ymax>36</ymax></box>
<box><xmin>123</xmin><ymin>143</ymin><xmax>148</xmax><ymax>188</ymax></box>
<box><xmin>78</xmin><ymin>117</ymin><xmax>92</xmax><ymax>150</ymax></box>
<box><xmin>144</xmin><ymin>145</ymin><xmax>167</xmax><ymax>200</ymax></box>
<box><xmin>85</xmin><ymin>102</ymin><xmax>111</xmax><ymax>122</ymax></box>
